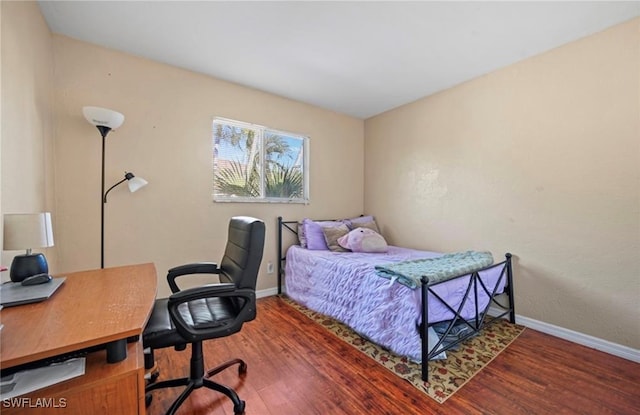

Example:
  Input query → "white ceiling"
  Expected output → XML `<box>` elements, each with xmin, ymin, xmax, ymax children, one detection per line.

<box><xmin>38</xmin><ymin>1</ymin><xmax>639</xmax><ymax>119</ymax></box>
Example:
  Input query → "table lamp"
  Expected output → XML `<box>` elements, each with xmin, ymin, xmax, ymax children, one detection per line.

<box><xmin>3</xmin><ymin>213</ymin><xmax>54</xmax><ymax>282</ymax></box>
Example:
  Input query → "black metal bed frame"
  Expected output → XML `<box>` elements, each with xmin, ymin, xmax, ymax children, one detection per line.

<box><xmin>277</xmin><ymin>216</ymin><xmax>516</xmax><ymax>381</ymax></box>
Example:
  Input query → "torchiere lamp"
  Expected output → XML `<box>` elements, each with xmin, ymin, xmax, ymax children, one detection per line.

<box><xmin>83</xmin><ymin>106</ymin><xmax>148</xmax><ymax>268</ymax></box>
<box><xmin>3</xmin><ymin>213</ymin><xmax>54</xmax><ymax>282</ymax></box>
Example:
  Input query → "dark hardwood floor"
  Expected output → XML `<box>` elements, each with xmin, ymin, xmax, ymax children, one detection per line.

<box><xmin>146</xmin><ymin>296</ymin><xmax>640</xmax><ymax>415</ymax></box>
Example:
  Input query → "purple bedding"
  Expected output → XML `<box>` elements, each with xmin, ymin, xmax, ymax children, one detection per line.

<box><xmin>284</xmin><ymin>245</ymin><xmax>506</xmax><ymax>361</ymax></box>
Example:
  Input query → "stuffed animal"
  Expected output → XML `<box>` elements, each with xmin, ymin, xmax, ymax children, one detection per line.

<box><xmin>338</xmin><ymin>227</ymin><xmax>388</xmax><ymax>253</ymax></box>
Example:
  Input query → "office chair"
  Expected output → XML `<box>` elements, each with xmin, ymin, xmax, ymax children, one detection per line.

<box><xmin>143</xmin><ymin>216</ymin><xmax>265</xmax><ymax>415</ymax></box>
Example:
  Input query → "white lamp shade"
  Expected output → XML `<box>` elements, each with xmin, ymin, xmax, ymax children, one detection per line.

<box><xmin>82</xmin><ymin>106</ymin><xmax>125</xmax><ymax>129</ymax></box>
<box><xmin>127</xmin><ymin>176</ymin><xmax>148</xmax><ymax>193</ymax></box>
<box><xmin>3</xmin><ymin>213</ymin><xmax>54</xmax><ymax>250</ymax></box>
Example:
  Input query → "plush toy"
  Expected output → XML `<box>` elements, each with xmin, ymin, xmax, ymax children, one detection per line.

<box><xmin>338</xmin><ymin>227</ymin><xmax>388</xmax><ymax>253</ymax></box>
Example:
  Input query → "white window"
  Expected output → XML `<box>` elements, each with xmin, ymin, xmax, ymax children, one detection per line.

<box><xmin>213</xmin><ymin>117</ymin><xmax>309</xmax><ymax>203</ymax></box>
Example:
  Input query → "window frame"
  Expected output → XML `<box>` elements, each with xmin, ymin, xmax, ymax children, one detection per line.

<box><xmin>212</xmin><ymin>117</ymin><xmax>310</xmax><ymax>204</ymax></box>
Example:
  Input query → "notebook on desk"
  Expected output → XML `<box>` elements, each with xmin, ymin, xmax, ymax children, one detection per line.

<box><xmin>0</xmin><ymin>277</ymin><xmax>66</xmax><ymax>307</ymax></box>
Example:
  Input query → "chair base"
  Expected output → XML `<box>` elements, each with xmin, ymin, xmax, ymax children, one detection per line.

<box><xmin>145</xmin><ymin>342</ymin><xmax>246</xmax><ymax>415</ymax></box>
<box><xmin>206</xmin><ymin>358</ymin><xmax>247</xmax><ymax>378</ymax></box>
<box><xmin>146</xmin><ymin>377</ymin><xmax>245</xmax><ymax>415</ymax></box>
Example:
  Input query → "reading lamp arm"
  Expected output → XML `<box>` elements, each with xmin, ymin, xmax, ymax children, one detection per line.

<box><xmin>103</xmin><ymin>173</ymin><xmax>134</xmax><ymax>203</ymax></box>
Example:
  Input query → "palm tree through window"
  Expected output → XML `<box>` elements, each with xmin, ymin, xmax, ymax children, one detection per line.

<box><xmin>213</xmin><ymin>118</ymin><xmax>309</xmax><ymax>203</ymax></box>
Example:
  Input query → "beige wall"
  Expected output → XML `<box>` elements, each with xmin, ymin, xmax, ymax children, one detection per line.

<box><xmin>52</xmin><ymin>36</ymin><xmax>364</xmax><ymax>297</ymax></box>
<box><xmin>1</xmin><ymin>1</ymin><xmax>57</xmax><ymax>272</ymax></box>
<box><xmin>365</xmin><ymin>18</ymin><xmax>640</xmax><ymax>349</ymax></box>
<box><xmin>4</xmin><ymin>2</ymin><xmax>638</xmax><ymax>351</ymax></box>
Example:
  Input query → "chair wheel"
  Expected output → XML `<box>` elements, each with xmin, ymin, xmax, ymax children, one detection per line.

<box><xmin>234</xmin><ymin>400</ymin><xmax>246</xmax><ymax>414</ymax></box>
<box><xmin>145</xmin><ymin>393</ymin><xmax>153</xmax><ymax>407</ymax></box>
<box><xmin>238</xmin><ymin>361</ymin><xmax>247</xmax><ymax>375</ymax></box>
<box><xmin>148</xmin><ymin>370</ymin><xmax>159</xmax><ymax>384</ymax></box>
<box><xmin>145</xmin><ymin>363</ymin><xmax>160</xmax><ymax>384</ymax></box>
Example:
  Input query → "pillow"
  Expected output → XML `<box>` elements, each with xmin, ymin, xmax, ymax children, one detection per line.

<box><xmin>343</xmin><ymin>215</ymin><xmax>380</xmax><ymax>234</ymax></box>
<box><xmin>342</xmin><ymin>215</ymin><xmax>374</xmax><ymax>227</ymax></box>
<box><xmin>350</xmin><ymin>220</ymin><xmax>380</xmax><ymax>234</ymax></box>
<box><xmin>322</xmin><ymin>224</ymin><xmax>350</xmax><ymax>252</ymax></box>
<box><xmin>297</xmin><ymin>222</ymin><xmax>307</xmax><ymax>248</ymax></box>
<box><xmin>338</xmin><ymin>228</ymin><xmax>388</xmax><ymax>253</ymax></box>
<box><xmin>302</xmin><ymin>218</ymin><xmax>344</xmax><ymax>250</ymax></box>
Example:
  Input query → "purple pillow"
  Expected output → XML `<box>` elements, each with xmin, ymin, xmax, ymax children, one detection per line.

<box><xmin>302</xmin><ymin>219</ymin><xmax>343</xmax><ymax>250</ymax></box>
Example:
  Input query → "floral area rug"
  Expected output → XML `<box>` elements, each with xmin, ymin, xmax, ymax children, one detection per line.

<box><xmin>282</xmin><ymin>296</ymin><xmax>525</xmax><ymax>403</ymax></box>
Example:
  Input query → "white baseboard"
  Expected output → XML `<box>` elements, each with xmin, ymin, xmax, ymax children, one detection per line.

<box><xmin>256</xmin><ymin>287</ymin><xmax>280</xmax><ymax>298</ymax></box>
<box><xmin>489</xmin><ymin>307</ymin><xmax>640</xmax><ymax>363</ymax></box>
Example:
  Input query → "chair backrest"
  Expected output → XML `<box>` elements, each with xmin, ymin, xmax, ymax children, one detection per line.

<box><xmin>218</xmin><ymin>216</ymin><xmax>265</xmax><ymax>290</ymax></box>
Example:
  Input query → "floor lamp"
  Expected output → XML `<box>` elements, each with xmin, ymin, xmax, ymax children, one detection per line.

<box><xmin>83</xmin><ymin>106</ymin><xmax>148</xmax><ymax>269</ymax></box>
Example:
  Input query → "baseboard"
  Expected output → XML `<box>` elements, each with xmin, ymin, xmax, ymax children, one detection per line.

<box><xmin>489</xmin><ymin>307</ymin><xmax>640</xmax><ymax>363</ymax></box>
<box><xmin>257</xmin><ymin>287</ymin><xmax>280</xmax><ymax>299</ymax></box>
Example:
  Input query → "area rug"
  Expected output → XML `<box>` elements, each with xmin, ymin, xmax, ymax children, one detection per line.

<box><xmin>282</xmin><ymin>297</ymin><xmax>525</xmax><ymax>403</ymax></box>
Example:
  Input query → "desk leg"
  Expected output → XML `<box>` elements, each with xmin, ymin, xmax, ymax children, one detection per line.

<box><xmin>106</xmin><ymin>339</ymin><xmax>127</xmax><ymax>363</ymax></box>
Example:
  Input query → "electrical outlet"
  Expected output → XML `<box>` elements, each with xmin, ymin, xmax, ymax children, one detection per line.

<box><xmin>267</xmin><ymin>262</ymin><xmax>274</xmax><ymax>274</ymax></box>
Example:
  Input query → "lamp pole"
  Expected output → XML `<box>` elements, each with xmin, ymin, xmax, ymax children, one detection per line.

<box><xmin>98</xmin><ymin>126</ymin><xmax>111</xmax><ymax>269</ymax></box>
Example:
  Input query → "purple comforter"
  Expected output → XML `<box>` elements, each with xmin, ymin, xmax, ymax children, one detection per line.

<box><xmin>284</xmin><ymin>245</ymin><xmax>505</xmax><ymax>361</ymax></box>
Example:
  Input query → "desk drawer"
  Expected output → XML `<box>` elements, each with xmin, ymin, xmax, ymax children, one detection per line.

<box><xmin>2</xmin><ymin>343</ymin><xmax>144</xmax><ymax>414</ymax></box>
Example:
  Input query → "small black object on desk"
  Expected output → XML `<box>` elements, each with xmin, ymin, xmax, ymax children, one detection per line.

<box><xmin>21</xmin><ymin>273</ymin><xmax>53</xmax><ymax>286</ymax></box>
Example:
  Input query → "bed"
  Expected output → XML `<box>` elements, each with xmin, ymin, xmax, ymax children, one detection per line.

<box><xmin>277</xmin><ymin>216</ymin><xmax>515</xmax><ymax>380</ymax></box>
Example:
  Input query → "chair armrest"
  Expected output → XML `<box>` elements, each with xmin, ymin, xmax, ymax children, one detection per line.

<box><xmin>167</xmin><ymin>284</ymin><xmax>256</xmax><ymax>341</ymax></box>
<box><xmin>167</xmin><ymin>262</ymin><xmax>220</xmax><ymax>293</ymax></box>
<box><xmin>168</xmin><ymin>283</ymin><xmax>235</xmax><ymax>303</ymax></box>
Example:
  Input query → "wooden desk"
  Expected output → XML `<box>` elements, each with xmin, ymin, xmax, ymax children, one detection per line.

<box><xmin>0</xmin><ymin>263</ymin><xmax>157</xmax><ymax>414</ymax></box>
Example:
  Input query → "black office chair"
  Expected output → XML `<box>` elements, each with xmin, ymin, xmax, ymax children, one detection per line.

<box><xmin>143</xmin><ymin>216</ymin><xmax>265</xmax><ymax>415</ymax></box>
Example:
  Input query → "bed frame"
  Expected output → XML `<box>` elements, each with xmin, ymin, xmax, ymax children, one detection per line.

<box><xmin>277</xmin><ymin>216</ymin><xmax>516</xmax><ymax>381</ymax></box>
